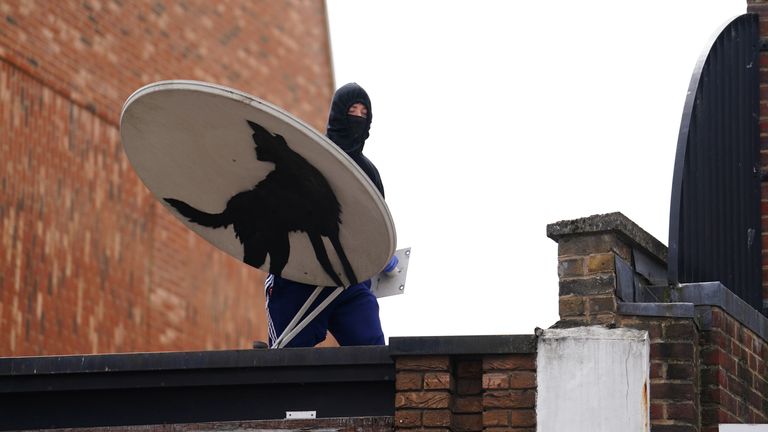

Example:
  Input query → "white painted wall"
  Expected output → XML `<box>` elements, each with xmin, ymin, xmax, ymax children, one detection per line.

<box><xmin>537</xmin><ymin>326</ymin><xmax>650</xmax><ymax>432</ymax></box>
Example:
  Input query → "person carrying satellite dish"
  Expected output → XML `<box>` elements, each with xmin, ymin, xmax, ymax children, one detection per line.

<box><xmin>263</xmin><ymin>83</ymin><xmax>386</xmax><ymax>348</ymax></box>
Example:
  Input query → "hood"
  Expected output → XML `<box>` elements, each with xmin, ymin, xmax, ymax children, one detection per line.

<box><xmin>325</xmin><ymin>82</ymin><xmax>372</xmax><ymax>155</ymax></box>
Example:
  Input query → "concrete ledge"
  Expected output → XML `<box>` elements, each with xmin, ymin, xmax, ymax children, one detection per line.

<box><xmin>389</xmin><ymin>335</ymin><xmax>537</xmax><ymax>356</ymax></box>
<box><xmin>546</xmin><ymin>212</ymin><xmax>667</xmax><ymax>263</ymax></box>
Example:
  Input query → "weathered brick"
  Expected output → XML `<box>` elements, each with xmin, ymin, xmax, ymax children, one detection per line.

<box><xmin>483</xmin><ymin>390</ymin><xmax>536</xmax><ymax>409</ymax></box>
<box><xmin>701</xmin><ymin>406</ymin><xmax>719</xmax><ymax>425</ymax></box>
<box><xmin>396</xmin><ymin>372</ymin><xmax>423</xmax><ymax>390</ymax></box>
<box><xmin>424</xmin><ymin>372</ymin><xmax>451</xmax><ymax>390</ymax></box>
<box><xmin>702</xmin><ymin>346</ymin><xmax>736</xmax><ymax>371</ymax></box>
<box><xmin>558</xmin><ymin>295</ymin><xmax>584</xmax><ymax>317</ymax></box>
<box><xmin>395</xmin><ymin>391</ymin><xmax>451</xmax><ymax>409</ymax></box>
<box><xmin>557</xmin><ymin>233</ymin><xmax>630</xmax><ymax>260</ymax></box>
<box><xmin>620</xmin><ymin>319</ymin><xmax>662</xmax><ymax>340</ymax></box>
<box><xmin>482</xmin><ymin>373</ymin><xmax>510</xmax><ymax>390</ymax></box>
<box><xmin>704</xmin><ymin>328</ymin><xmax>728</xmax><ymax>348</ymax></box>
<box><xmin>508</xmin><ymin>371</ymin><xmax>536</xmax><ymax>389</ymax></box>
<box><xmin>457</xmin><ymin>377</ymin><xmax>482</xmax><ymax>395</ymax></box>
<box><xmin>455</xmin><ymin>359</ymin><xmax>482</xmax><ymax>377</ymax></box>
<box><xmin>509</xmin><ymin>409</ymin><xmax>536</xmax><ymax>427</ymax></box>
<box><xmin>482</xmin><ymin>410</ymin><xmax>509</xmax><ymax>428</ymax></box>
<box><xmin>396</xmin><ymin>356</ymin><xmax>451</xmax><ymax>371</ymax></box>
<box><xmin>701</xmin><ymin>386</ymin><xmax>722</xmax><ymax>404</ymax></box>
<box><xmin>483</xmin><ymin>355</ymin><xmax>535</xmax><ymax>371</ymax></box>
<box><xmin>710</xmin><ymin>309</ymin><xmax>724</xmax><ymax>328</ymax></box>
<box><xmin>652</xmin><ymin>425</ymin><xmax>697</xmax><ymax>432</ymax></box>
<box><xmin>485</xmin><ymin>428</ymin><xmax>535</xmax><ymax>432</ymax></box>
<box><xmin>559</xmin><ymin>274</ymin><xmax>616</xmax><ymax>296</ymax></box>
<box><xmin>651</xmin><ymin>382</ymin><xmax>695</xmax><ymax>401</ymax></box>
<box><xmin>700</xmin><ymin>366</ymin><xmax>726</xmax><ymax>388</ymax></box>
<box><xmin>650</xmin><ymin>361</ymin><xmax>664</xmax><ymax>379</ymax></box>
<box><xmin>666</xmin><ymin>401</ymin><xmax>696</xmax><ymax>421</ymax></box>
<box><xmin>422</xmin><ymin>409</ymin><xmax>451</xmax><ymax>427</ymax></box>
<box><xmin>452</xmin><ymin>413</ymin><xmax>482</xmax><ymax>432</ymax></box>
<box><xmin>667</xmin><ymin>363</ymin><xmax>695</xmax><ymax>381</ymax></box>
<box><xmin>650</xmin><ymin>402</ymin><xmax>664</xmax><ymax>420</ymax></box>
<box><xmin>651</xmin><ymin>342</ymin><xmax>695</xmax><ymax>360</ymax></box>
<box><xmin>586</xmin><ymin>253</ymin><xmax>614</xmax><ymax>274</ymax></box>
<box><xmin>395</xmin><ymin>409</ymin><xmax>421</xmax><ymax>427</ymax></box>
<box><xmin>558</xmin><ymin>257</ymin><xmax>585</xmax><ymax>278</ymax></box>
<box><xmin>728</xmin><ymin>374</ymin><xmax>747</xmax><ymax>397</ymax></box>
<box><xmin>590</xmin><ymin>313</ymin><xmax>617</xmax><ymax>326</ymax></box>
<box><xmin>452</xmin><ymin>396</ymin><xmax>482</xmax><ymax>413</ymax></box>
<box><xmin>747</xmin><ymin>389</ymin><xmax>767</xmax><ymax>417</ymax></box>
<box><xmin>587</xmin><ymin>295</ymin><xmax>616</xmax><ymax>314</ymax></box>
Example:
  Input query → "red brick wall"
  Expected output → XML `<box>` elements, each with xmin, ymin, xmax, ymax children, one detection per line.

<box><xmin>395</xmin><ymin>356</ymin><xmax>453</xmax><ymax>430</ymax></box>
<box><xmin>481</xmin><ymin>355</ymin><xmax>537</xmax><ymax>431</ymax></box>
<box><xmin>0</xmin><ymin>0</ymin><xmax>335</xmax><ymax>355</ymax></box>
<box><xmin>394</xmin><ymin>354</ymin><xmax>537</xmax><ymax>431</ymax></box>
<box><xmin>454</xmin><ymin>358</ymin><xmax>482</xmax><ymax>431</ymax></box>
<box><xmin>618</xmin><ymin>316</ymin><xmax>701</xmax><ymax>432</ymax></box>
<box><xmin>700</xmin><ymin>308</ymin><xmax>768</xmax><ymax>429</ymax></box>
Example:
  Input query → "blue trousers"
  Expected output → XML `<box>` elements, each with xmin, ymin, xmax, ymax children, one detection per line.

<box><xmin>265</xmin><ymin>275</ymin><xmax>385</xmax><ymax>347</ymax></box>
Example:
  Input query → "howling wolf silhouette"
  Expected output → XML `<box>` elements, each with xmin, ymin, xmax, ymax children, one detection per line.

<box><xmin>164</xmin><ymin>120</ymin><xmax>357</xmax><ymax>287</ymax></box>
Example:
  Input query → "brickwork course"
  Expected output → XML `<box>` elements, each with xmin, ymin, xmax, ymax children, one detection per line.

<box><xmin>0</xmin><ymin>0</ymin><xmax>335</xmax><ymax>355</ymax></box>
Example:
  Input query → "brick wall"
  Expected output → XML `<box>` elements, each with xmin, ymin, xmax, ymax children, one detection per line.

<box><xmin>394</xmin><ymin>354</ymin><xmax>537</xmax><ymax>431</ymax></box>
<box><xmin>747</xmin><ymin>0</ymin><xmax>768</xmax><ymax>315</ymax></box>
<box><xmin>0</xmin><ymin>0</ymin><xmax>335</xmax><ymax>355</ymax></box>
<box><xmin>700</xmin><ymin>308</ymin><xmax>768</xmax><ymax>428</ymax></box>
<box><xmin>548</xmin><ymin>212</ymin><xmax>768</xmax><ymax>431</ymax></box>
<box><xmin>395</xmin><ymin>356</ymin><xmax>453</xmax><ymax>430</ymax></box>
<box><xmin>391</xmin><ymin>338</ymin><xmax>538</xmax><ymax>432</ymax></box>
<box><xmin>481</xmin><ymin>355</ymin><xmax>537</xmax><ymax>431</ymax></box>
<box><xmin>619</xmin><ymin>316</ymin><xmax>701</xmax><ymax>431</ymax></box>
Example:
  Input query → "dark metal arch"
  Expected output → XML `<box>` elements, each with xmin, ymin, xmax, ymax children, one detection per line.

<box><xmin>668</xmin><ymin>14</ymin><xmax>762</xmax><ymax>313</ymax></box>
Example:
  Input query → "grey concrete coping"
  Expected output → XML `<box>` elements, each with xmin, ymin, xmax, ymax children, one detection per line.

<box><xmin>546</xmin><ymin>212</ymin><xmax>668</xmax><ymax>263</ymax></box>
<box><xmin>388</xmin><ymin>335</ymin><xmax>537</xmax><ymax>356</ymax></box>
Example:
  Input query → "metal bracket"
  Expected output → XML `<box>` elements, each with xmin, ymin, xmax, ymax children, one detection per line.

<box><xmin>370</xmin><ymin>247</ymin><xmax>411</xmax><ymax>298</ymax></box>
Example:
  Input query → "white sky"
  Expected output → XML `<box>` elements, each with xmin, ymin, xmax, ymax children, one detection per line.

<box><xmin>326</xmin><ymin>1</ymin><xmax>746</xmax><ymax>337</ymax></box>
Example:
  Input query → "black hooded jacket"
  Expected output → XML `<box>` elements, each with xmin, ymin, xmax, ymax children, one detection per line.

<box><xmin>326</xmin><ymin>83</ymin><xmax>385</xmax><ymax>198</ymax></box>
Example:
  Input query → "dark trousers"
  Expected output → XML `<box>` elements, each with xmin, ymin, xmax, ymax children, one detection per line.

<box><xmin>266</xmin><ymin>276</ymin><xmax>385</xmax><ymax>347</ymax></box>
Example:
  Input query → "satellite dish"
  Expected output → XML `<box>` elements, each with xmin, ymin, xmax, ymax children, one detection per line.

<box><xmin>120</xmin><ymin>80</ymin><xmax>396</xmax><ymax>287</ymax></box>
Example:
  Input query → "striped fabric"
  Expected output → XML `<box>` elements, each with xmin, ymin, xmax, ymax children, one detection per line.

<box><xmin>264</xmin><ymin>274</ymin><xmax>278</xmax><ymax>347</ymax></box>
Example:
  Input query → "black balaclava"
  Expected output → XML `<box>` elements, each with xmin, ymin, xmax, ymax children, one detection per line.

<box><xmin>326</xmin><ymin>83</ymin><xmax>384</xmax><ymax>197</ymax></box>
<box><xmin>326</xmin><ymin>82</ymin><xmax>372</xmax><ymax>155</ymax></box>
